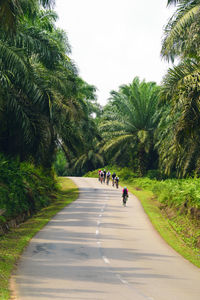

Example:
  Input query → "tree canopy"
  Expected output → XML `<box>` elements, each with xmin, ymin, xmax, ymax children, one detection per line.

<box><xmin>0</xmin><ymin>0</ymin><xmax>100</xmax><ymax>172</ymax></box>
<box><xmin>1</xmin><ymin>0</ymin><xmax>200</xmax><ymax>179</ymax></box>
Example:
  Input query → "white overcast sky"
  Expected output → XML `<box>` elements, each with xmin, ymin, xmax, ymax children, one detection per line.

<box><xmin>55</xmin><ymin>0</ymin><xmax>174</xmax><ymax>105</ymax></box>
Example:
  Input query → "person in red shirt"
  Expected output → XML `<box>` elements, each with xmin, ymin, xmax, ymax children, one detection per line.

<box><xmin>98</xmin><ymin>169</ymin><xmax>101</xmax><ymax>181</ymax></box>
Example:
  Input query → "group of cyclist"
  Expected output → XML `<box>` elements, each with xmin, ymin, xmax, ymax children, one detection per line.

<box><xmin>98</xmin><ymin>169</ymin><xmax>129</xmax><ymax>206</ymax></box>
<box><xmin>98</xmin><ymin>169</ymin><xmax>119</xmax><ymax>188</ymax></box>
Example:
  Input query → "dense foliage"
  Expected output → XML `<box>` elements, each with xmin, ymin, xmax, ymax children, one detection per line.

<box><xmin>99</xmin><ymin>77</ymin><xmax>160</xmax><ymax>176</ymax></box>
<box><xmin>0</xmin><ymin>0</ymin><xmax>101</xmax><ymax>217</ymax></box>
<box><xmin>0</xmin><ymin>0</ymin><xmax>101</xmax><ymax>169</ymax></box>
<box><xmin>2</xmin><ymin>0</ymin><xmax>200</xmax><ymax>219</ymax></box>
<box><xmin>0</xmin><ymin>154</ymin><xmax>57</xmax><ymax>218</ymax></box>
<box><xmin>159</xmin><ymin>0</ymin><xmax>200</xmax><ymax>177</ymax></box>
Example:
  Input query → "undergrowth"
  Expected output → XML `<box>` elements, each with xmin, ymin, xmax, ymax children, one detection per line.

<box><xmin>0</xmin><ymin>154</ymin><xmax>57</xmax><ymax>219</ymax></box>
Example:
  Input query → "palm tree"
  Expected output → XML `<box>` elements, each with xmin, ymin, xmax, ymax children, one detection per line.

<box><xmin>73</xmin><ymin>146</ymin><xmax>104</xmax><ymax>175</ymax></box>
<box><xmin>161</xmin><ymin>0</ymin><xmax>200</xmax><ymax>62</ymax></box>
<box><xmin>61</xmin><ymin>81</ymin><xmax>103</xmax><ymax>175</ymax></box>
<box><xmin>100</xmin><ymin>77</ymin><xmax>160</xmax><ymax>176</ymax></box>
<box><xmin>0</xmin><ymin>1</ymin><xmax>103</xmax><ymax>174</ymax></box>
<box><xmin>157</xmin><ymin>58</ymin><xmax>200</xmax><ymax>177</ymax></box>
<box><xmin>167</xmin><ymin>0</ymin><xmax>181</xmax><ymax>5</ymax></box>
<box><xmin>159</xmin><ymin>0</ymin><xmax>200</xmax><ymax>177</ymax></box>
<box><xmin>0</xmin><ymin>0</ymin><xmax>55</xmax><ymax>31</ymax></box>
<box><xmin>0</xmin><ymin>5</ymin><xmax>84</xmax><ymax>168</ymax></box>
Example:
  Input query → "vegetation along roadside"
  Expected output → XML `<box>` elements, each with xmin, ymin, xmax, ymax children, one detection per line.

<box><xmin>85</xmin><ymin>167</ymin><xmax>200</xmax><ymax>268</ymax></box>
<box><xmin>0</xmin><ymin>177</ymin><xmax>78</xmax><ymax>300</ymax></box>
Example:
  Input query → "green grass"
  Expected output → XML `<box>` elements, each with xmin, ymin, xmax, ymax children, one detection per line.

<box><xmin>0</xmin><ymin>177</ymin><xmax>78</xmax><ymax>300</ymax></box>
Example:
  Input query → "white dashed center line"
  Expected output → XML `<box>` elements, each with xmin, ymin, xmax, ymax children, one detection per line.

<box><xmin>102</xmin><ymin>256</ymin><xmax>110</xmax><ymax>264</ymax></box>
<box><xmin>116</xmin><ymin>274</ymin><xmax>128</xmax><ymax>284</ymax></box>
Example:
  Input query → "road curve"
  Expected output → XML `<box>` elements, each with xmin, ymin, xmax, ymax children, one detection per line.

<box><xmin>13</xmin><ymin>177</ymin><xmax>200</xmax><ymax>300</ymax></box>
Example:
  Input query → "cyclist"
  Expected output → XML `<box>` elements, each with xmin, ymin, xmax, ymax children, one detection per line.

<box><xmin>100</xmin><ymin>170</ymin><xmax>104</xmax><ymax>183</ymax></box>
<box><xmin>122</xmin><ymin>187</ymin><xmax>129</xmax><ymax>206</ymax></box>
<box><xmin>98</xmin><ymin>169</ymin><xmax>101</xmax><ymax>181</ymax></box>
<box><xmin>115</xmin><ymin>175</ymin><xmax>119</xmax><ymax>188</ymax></box>
<box><xmin>112</xmin><ymin>172</ymin><xmax>116</xmax><ymax>186</ymax></box>
<box><xmin>103</xmin><ymin>169</ymin><xmax>106</xmax><ymax>183</ymax></box>
<box><xmin>106</xmin><ymin>171</ymin><xmax>111</xmax><ymax>185</ymax></box>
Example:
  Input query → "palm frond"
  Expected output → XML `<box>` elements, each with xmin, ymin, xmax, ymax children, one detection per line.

<box><xmin>161</xmin><ymin>1</ymin><xmax>200</xmax><ymax>61</ymax></box>
<box><xmin>102</xmin><ymin>134</ymin><xmax>134</xmax><ymax>153</ymax></box>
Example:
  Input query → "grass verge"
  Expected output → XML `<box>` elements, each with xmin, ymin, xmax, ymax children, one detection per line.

<box><xmin>120</xmin><ymin>179</ymin><xmax>200</xmax><ymax>268</ymax></box>
<box><xmin>0</xmin><ymin>177</ymin><xmax>78</xmax><ymax>300</ymax></box>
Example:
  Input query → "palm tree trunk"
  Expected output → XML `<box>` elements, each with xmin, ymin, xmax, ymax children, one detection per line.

<box><xmin>138</xmin><ymin>145</ymin><xmax>146</xmax><ymax>177</ymax></box>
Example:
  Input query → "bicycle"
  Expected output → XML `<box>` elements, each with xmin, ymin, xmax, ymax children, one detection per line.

<box><xmin>122</xmin><ymin>195</ymin><xmax>128</xmax><ymax>206</ymax></box>
<box><xmin>115</xmin><ymin>177</ymin><xmax>119</xmax><ymax>188</ymax></box>
<box><xmin>112</xmin><ymin>173</ymin><xmax>116</xmax><ymax>187</ymax></box>
<box><xmin>112</xmin><ymin>177</ymin><xmax>115</xmax><ymax>187</ymax></box>
<box><xmin>100</xmin><ymin>171</ymin><xmax>104</xmax><ymax>184</ymax></box>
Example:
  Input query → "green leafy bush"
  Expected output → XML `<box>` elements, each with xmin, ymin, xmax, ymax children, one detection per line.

<box><xmin>152</xmin><ymin>179</ymin><xmax>200</xmax><ymax>210</ymax></box>
<box><xmin>54</xmin><ymin>150</ymin><xmax>69</xmax><ymax>176</ymax></box>
<box><xmin>0</xmin><ymin>154</ymin><xmax>58</xmax><ymax>219</ymax></box>
<box><xmin>127</xmin><ymin>176</ymin><xmax>200</xmax><ymax>212</ymax></box>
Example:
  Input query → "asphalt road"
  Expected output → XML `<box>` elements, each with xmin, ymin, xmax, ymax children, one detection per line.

<box><xmin>13</xmin><ymin>177</ymin><xmax>200</xmax><ymax>300</ymax></box>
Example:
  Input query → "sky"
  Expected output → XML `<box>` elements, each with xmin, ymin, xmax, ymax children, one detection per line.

<box><xmin>55</xmin><ymin>0</ymin><xmax>174</xmax><ymax>105</ymax></box>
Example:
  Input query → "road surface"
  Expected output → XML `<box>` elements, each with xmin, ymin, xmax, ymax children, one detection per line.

<box><xmin>13</xmin><ymin>177</ymin><xmax>200</xmax><ymax>300</ymax></box>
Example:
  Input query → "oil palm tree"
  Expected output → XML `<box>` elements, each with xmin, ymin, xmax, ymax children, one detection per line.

<box><xmin>161</xmin><ymin>0</ymin><xmax>200</xmax><ymax>61</ymax></box>
<box><xmin>0</xmin><ymin>1</ymin><xmax>101</xmax><ymax>172</ymax></box>
<box><xmin>61</xmin><ymin>80</ymin><xmax>103</xmax><ymax>175</ymax></box>
<box><xmin>100</xmin><ymin>77</ymin><xmax>160</xmax><ymax>176</ymax></box>
<box><xmin>167</xmin><ymin>0</ymin><xmax>181</xmax><ymax>5</ymax></box>
<box><xmin>0</xmin><ymin>5</ymin><xmax>82</xmax><ymax>168</ymax></box>
<box><xmin>0</xmin><ymin>0</ymin><xmax>55</xmax><ymax>31</ymax></box>
<box><xmin>159</xmin><ymin>0</ymin><xmax>200</xmax><ymax>177</ymax></box>
<box><xmin>157</xmin><ymin>58</ymin><xmax>200</xmax><ymax>177</ymax></box>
